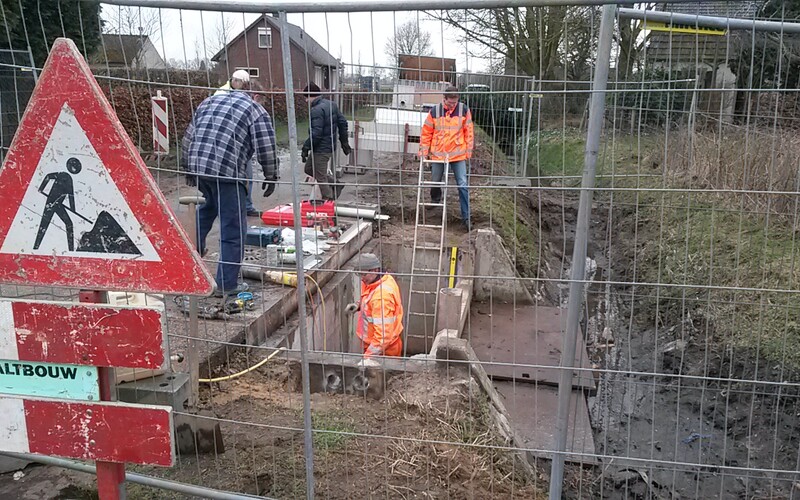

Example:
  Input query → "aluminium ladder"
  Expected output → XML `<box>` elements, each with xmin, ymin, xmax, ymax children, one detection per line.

<box><xmin>404</xmin><ymin>157</ymin><xmax>450</xmax><ymax>355</ymax></box>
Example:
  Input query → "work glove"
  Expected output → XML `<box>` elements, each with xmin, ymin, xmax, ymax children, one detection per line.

<box><xmin>301</xmin><ymin>148</ymin><xmax>309</xmax><ymax>163</ymax></box>
<box><xmin>357</xmin><ymin>358</ymin><xmax>380</xmax><ymax>369</ymax></box>
<box><xmin>344</xmin><ymin>302</ymin><xmax>359</xmax><ymax>315</ymax></box>
<box><xmin>341</xmin><ymin>143</ymin><xmax>352</xmax><ymax>156</ymax></box>
<box><xmin>262</xmin><ymin>178</ymin><xmax>277</xmax><ymax>197</ymax></box>
<box><xmin>261</xmin><ymin>158</ymin><xmax>279</xmax><ymax>197</ymax></box>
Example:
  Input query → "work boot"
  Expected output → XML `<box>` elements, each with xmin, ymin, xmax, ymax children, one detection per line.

<box><xmin>212</xmin><ymin>282</ymin><xmax>250</xmax><ymax>298</ymax></box>
<box><xmin>246</xmin><ymin>210</ymin><xmax>262</xmax><ymax>218</ymax></box>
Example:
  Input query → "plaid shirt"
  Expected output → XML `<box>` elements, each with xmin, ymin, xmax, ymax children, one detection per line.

<box><xmin>181</xmin><ymin>91</ymin><xmax>278</xmax><ymax>182</ymax></box>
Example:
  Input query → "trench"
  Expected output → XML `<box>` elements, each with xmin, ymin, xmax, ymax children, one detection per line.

<box><xmin>264</xmin><ymin>226</ymin><xmax>598</xmax><ymax>480</ymax></box>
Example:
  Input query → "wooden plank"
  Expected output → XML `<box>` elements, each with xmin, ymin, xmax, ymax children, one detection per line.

<box><xmin>0</xmin><ymin>395</ymin><xmax>173</xmax><ymax>466</ymax></box>
<box><xmin>0</xmin><ymin>299</ymin><xmax>164</xmax><ymax>369</ymax></box>
<box><xmin>0</xmin><ymin>360</ymin><xmax>99</xmax><ymax>400</ymax></box>
<box><xmin>468</xmin><ymin>303</ymin><xmax>595</xmax><ymax>390</ymax></box>
<box><xmin>493</xmin><ymin>382</ymin><xmax>597</xmax><ymax>464</ymax></box>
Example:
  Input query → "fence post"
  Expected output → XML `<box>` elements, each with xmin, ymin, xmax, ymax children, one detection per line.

<box><xmin>278</xmin><ymin>11</ymin><xmax>316</xmax><ymax>500</ymax></box>
<box><xmin>548</xmin><ymin>4</ymin><xmax>616</xmax><ymax>500</ymax></box>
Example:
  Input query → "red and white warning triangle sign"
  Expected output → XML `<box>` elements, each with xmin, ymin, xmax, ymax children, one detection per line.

<box><xmin>0</xmin><ymin>38</ymin><xmax>213</xmax><ymax>295</ymax></box>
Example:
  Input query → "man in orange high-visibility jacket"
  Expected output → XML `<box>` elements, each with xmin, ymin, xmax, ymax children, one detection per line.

<box><xmin>345</xmin><ymin>253</ymin><xmax>404</xmax><ymax>358</ymax></box>
<box><xmin>419</xmin><ymin>85</ymin><xmax>475</xmax><ymax>231</ymax></box>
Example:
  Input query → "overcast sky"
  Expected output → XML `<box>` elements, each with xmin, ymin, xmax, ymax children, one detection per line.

<box><xmin>100</xmin><ymin>4</ymin><xmax>490</xmax><ymax>73</ymax></box>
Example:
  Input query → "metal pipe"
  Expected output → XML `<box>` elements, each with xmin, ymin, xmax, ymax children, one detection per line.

<box><xmin>618</xmin><ymin>7</ymin><xmax>800</xmax><ymax>34</ymax></box>
<box><xmin>97</xmin><ymin>0</ymin><xmax>712</xmax><ymax>13</ymax></box>
<box><xmin>278</xmin><ymin>11</ymin><xmax>315</xmax><ymax>500</ymax></box>
<box><xmin>334</xmin><ymin>206</ymin><xmax>388</xmax><ymax>220</ymax></box>
<box><xmin>0</xmin><ymin>452</ymin><xmax>267</xmax><ymax>500</ymax></box>
<box><xmin>178</xmin><ymin>194</ymin><xmax>205</xmax><ymax>410</ymax></box>
<box><xmin>548</xmin><ymin>4</ymin><xmax>615</xmax><ymax>500</ymax></box>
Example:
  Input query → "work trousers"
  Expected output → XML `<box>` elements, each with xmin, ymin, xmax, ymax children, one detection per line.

<box><xmin>430</xmin><ymin>160</ymin><xmax>470</xmax><ymax>223</ymax></box>
<box><xmin>245</xmin><ymin>159</ymin><xmax>256</xmax><ymax>213</ymax></box>
<box><xmin>196</xmin><ymin>177</ymin><xmax>247</xmax><ymax>293</ymax></box>
<box><xmin>304</xmin><ymin>152</ymin><xmax>334</xmax><ymax>200</ymax></box>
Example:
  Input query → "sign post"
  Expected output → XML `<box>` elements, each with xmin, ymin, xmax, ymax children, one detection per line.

<box><xmin>152</xmin><ymin>90</ymin><xmax>169</xmax><ymax>155</ymax></box>
<box><xmin>80</xmin><ymin>290</ymin><xmax>125</xmax><ymax>499</ymax></box>
<box><xmin>0</xmin><ymin>38</ymin><xmax>214</xmax><ymax>499</ymax></box>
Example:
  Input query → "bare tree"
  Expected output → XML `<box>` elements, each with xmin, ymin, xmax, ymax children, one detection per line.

<box><xmin>429</xmin><ymin>8</ymin><xmax>569</xmax><ymax>80</ymax></box>
<box><xmin>384</xmin><ymin>19</ymin><xmax>433</xmax><ymax>66</ymax></box>
<box><xmin>615</xmin><ymin>3</ymin><xmax>656</xmax><ymax>80</ymax></box>
<box><xmin>562</xmin><ymin>7</ymin><xmax>601</xmax><ymax>81</ymax></box>
<box><xmin>104</xmin><ymin>6</ymin><xmax>162</xmax><ymax>41</ymax></box>
<box><xmin>208</xmin><ymin>15</ymin><xmax>237</xmax><ymax>62</ymax></box>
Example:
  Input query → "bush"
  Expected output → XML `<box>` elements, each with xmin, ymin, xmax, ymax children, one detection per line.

<box><xmin>100</xmin><ymin>82</ymin><xmax>308</xmax><ymax>153</ymax></box>
<box><xmin>612</xmin><ymin>67</ymin><xmax>695</xmax><ymax>129</ymax></box>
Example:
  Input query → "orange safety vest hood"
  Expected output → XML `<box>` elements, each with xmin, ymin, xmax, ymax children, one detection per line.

<box><xmin>419</xmin><ymin>102</ymin><xmax>475</xmax><ymax>162</ymax></box>
<box><xmin>356</xmin><ymin>274</ymin><xmax>404</xmax><ymax>357</ymax></box>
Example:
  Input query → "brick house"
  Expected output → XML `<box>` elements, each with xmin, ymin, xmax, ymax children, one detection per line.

<box><xmin>92</xmin><ymin>34</ymin><xmax>167</xmax><ymax>70</ymax></box>
<box><xmin>211</xmin><ymin>14</ymin><xmax>339</xmax><ymax>91</ymax></box>
<box><xmin>397</xmin><ymin>54</ymin><xmax>456</xmax><ymax>84</ymax></box>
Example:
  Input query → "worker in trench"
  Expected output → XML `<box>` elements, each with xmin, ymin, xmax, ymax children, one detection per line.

<box><xmin>345</xmin><ymin>253</ymin><xmax>404</xmax><ymax>359</ymax></box>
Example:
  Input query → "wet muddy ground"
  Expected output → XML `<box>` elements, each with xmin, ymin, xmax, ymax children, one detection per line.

<box><xmin>581</xmin><ymin>212</ymin><xmax>800</xmax><ymax>499</ymax></box>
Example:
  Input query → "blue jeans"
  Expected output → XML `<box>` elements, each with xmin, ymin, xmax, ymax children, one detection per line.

<box><xmin>245</xmin><ymin>161</ymin><xmax>256</xmax><ymax>213</ymax></box>
<box><xmin>431</xmin><ymin>160</ymin><xmax>470</xmax><ymax>223</ymax></box>
<box><xmin>196</xmin><ymin>177</ymin><xmax>247</xmax><ymax>292</ymax></box>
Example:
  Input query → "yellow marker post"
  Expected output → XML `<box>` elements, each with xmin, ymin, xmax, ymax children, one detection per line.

<box><xmin>642</xmin><ymin>21</ymin><xmax>726</xmax><ymax>36</ymax></box>
<box><xmin>448</xmin><ymin>247</ymin><xmax>458</xmax><ymax>288</ymax></box>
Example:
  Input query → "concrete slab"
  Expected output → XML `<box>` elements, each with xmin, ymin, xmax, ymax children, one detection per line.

<box><xmin>494</xmin><ymin>382</ymin><xmax>597</xmax><ymax>464</ymax></box>
<box><xmin>116</xmin><ymin>372</ymin><xmax>189</xmax><ymax>411</ymax></box>
<box><xmin>0</xmin><ymin>456</ymin><xmax>30</xmax><ymax>474</ymax></box>
<box><xmin>467</xmin><ymin>302</ymin><xmax>595</xmax><ymax>391</ymax></box>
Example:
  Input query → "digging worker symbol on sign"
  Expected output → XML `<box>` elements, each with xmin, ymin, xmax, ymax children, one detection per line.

<box><xmin>33</xmin><ymin>157</ymin><xmax>82</xmax><ymax>251</ymax></box>
<box><xmin>31</xmin><ymin>156</ymin><xmax>141</xmax><ymax>255</ymax></box>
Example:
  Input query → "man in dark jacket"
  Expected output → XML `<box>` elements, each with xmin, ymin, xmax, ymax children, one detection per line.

<box><xmin>301</xmin><ymin>83</ymin><xmax>351</xmax><ymax>200</ymax></box>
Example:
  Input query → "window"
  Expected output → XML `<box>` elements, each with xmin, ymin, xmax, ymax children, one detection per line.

<box><xmin>235</xmin><ymin>67</ymin><xmax>259</xmax><ymax>78</ymax></box>
<box><xmin>257</xmin><ymin>27</ymin><xmax>272</xmax><ymax>49</ymax></box>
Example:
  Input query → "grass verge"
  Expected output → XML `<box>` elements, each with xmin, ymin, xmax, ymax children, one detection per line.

<box><xmin>524</xmin><ymin>125</ymin><xmax>800</xmax><ymax>369</ymax></box>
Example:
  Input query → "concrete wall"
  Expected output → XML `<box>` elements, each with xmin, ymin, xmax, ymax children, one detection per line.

<box><xmin>284</xmin><ymin>240</ymin><xmax>475</xmax><ymax>357</ymax></box>
<box><xmin>287</xmin><ymin>269</ymin><xmax>360</xmax><ymax>355</ymax></box>
<box><xmin>377</xmin><ymin>242</ymin><xmax>473</xmax><ymax>355</ymax></box>
<box><xmin>473</xmin><ymin>228</ymin><xmax>534</xmax><ymax>304</ymax></box>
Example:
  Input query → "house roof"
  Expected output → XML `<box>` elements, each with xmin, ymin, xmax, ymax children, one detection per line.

<box><xmin>211</xmin><ymin>14</ymin><xmax>338</xmax><ymax>67</ymax></box>
<box><xmin>645</xmin><ymin>1</ymin><xmax>764</xmax><ymax>64</ymax></box>
<box><xmin>98</xmin><ymin>34</ymin><xmax>159</xmax><ymax>66</ymax></box>
<box><xmin>398</xmin><ymin>54</ymin><xmax>456</xmax><ymax>66</ymax></box>
<box><xmin>658</xmin><ymin>1</ymin><xmax>761</xmax><ymax>18</ymax></box>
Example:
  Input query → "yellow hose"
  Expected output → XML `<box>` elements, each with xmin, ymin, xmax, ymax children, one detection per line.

<box><xmin>198</xmin><ymin>347</ymin><xmax>286</xmax><ymax>383</ymax></box>
<box><xmin>199</xmin><ymin>274</ymin><xmax>327</xmax><ymax>383</ymax></box>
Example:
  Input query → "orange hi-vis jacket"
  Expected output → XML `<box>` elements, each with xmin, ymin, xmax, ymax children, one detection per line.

<box><xmin>419</xmin><ymin>102</ymin><xmax>475</xmax><ymax>162</ymax></box>
<box><xmin>356</xmin><ymin>274</ymin><xmax>404</xmax><ymax>357</ymax></box>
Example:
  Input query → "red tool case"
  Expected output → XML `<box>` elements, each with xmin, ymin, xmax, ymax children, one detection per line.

<box><xmin>260</xmin><ymin>201</ymin><xmax>335</xmax><ymax>227</ymax></box>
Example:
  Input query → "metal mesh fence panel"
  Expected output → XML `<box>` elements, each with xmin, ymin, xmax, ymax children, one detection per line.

<box><xmin>0</xmin><ymin>1</ymin><xmax>799</xmax><ymax>499</ymax></box>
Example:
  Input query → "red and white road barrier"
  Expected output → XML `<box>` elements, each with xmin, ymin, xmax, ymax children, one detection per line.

<box><xmin>0</xmin><ymin>299</ymin><xmax>164</xmax><ymax>368</ymax></box>
<box><xmin>152</xmin><ymin>90</ymin><xmax>169</xmax><ymax>155</ymax></box>
<box><xmin>2</xmin><ymin>395</ymin><xmax>173</xmax><ymax>466</ymax></box>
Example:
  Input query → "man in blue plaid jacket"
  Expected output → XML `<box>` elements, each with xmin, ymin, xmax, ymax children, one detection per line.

<box><xmin>182</xmin><ymin>88</ymin><xmax>279</xmax><ymax>298</ymax></box>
